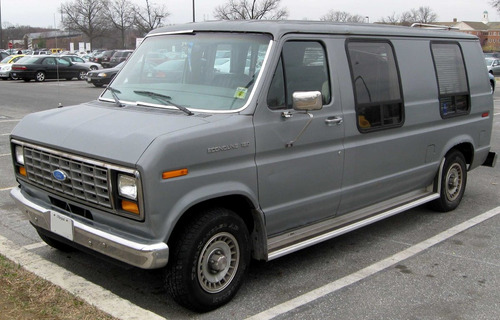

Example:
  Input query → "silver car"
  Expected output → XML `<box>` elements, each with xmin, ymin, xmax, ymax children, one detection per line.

<box><xmin>485</xmin><ymin>57</ymin><xmax>500</xmax><ymax>76</ymax></box>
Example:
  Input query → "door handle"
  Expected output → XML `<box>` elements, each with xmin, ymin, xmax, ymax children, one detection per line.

<box><xmin>325</xmin><ymin>116</ymin><xmax>343</xmax><ymax>125</ymax></box>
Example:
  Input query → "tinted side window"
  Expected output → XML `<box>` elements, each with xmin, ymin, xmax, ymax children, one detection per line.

<box><xmin>347</xmin><ymin>40</ymin><xmax>404</xmax><ymax>132</ymax></box>
<box><xmin>42</xmin><ymin>58</ymin><xmax>55</xmax><ymax>65</ymax></box>
<box><xmin>430</xmin><ymin>42</ymin><xmax>470</xmax><ymax>118</ymax></box>
<box><xmin>267</xmin><ymin>41</ymin><xmax>330</xmax><ymax>110</ymax></box>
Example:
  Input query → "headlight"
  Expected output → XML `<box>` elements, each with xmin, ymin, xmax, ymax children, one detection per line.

<box><xmin>98</xmin><ymin>72</ymin><xmax>107</xmax><ymax>77</ymax></box>
<box><xmin>118</xmin><ymin>174</ymin><xmax>137</xmax><ymax>200</ymax></box>
<box><xmin>15</xmin><ymin>145</ymin><xmax>24</xmax><ymax>165</ymax></box>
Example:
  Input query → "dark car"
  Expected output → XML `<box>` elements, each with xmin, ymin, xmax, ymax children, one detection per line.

<box><xmin>96</xmin><ymin>50</ymin><xmax>117</xmax><ymax>68</ymax></box>
<box><xmin>86</xmin><ymin>62</ymin><xmax>124</xmax><ymax>87</ymax></box>
<box><xmin>108</xmin><ymin>50</ymin><xmax>133</xmax><ymax>68</ymax></box>
<box><xmin>489</xmin><ymin>72</ymin><xmax>496</xmax><ymax>93</ymax></box>
<box><xmin>11</xmin><ymin>56</ymin><xmax>89</xmax><ymax>82</ymax></box>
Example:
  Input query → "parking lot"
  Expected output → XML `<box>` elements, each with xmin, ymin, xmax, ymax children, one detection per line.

<box><xmin>0</xmin><ymin>79</ymin><xmax>499</xmax><ymax>320</ymax></box>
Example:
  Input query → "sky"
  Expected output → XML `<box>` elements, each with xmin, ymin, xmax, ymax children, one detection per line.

<box><xmin>1</xmin><ymin>0</ymin><xmax>499</xmax><ymax>29</ymax></box>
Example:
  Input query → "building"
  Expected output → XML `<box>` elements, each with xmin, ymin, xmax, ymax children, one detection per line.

<box><xmin>439</xmin><ymin>11</ymin><xmax>500</xmax><ymax>50</ymax></box>
<box><xmin>24</xmin><ymin>30</ymin><xmax>84</xmax><ymax>51</ymax></box>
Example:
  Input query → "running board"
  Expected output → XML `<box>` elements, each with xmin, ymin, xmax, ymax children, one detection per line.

<box><xmin>267</xmin><ymin>190</ymin><xmax>440</xmax><ymax>261</ymax></box>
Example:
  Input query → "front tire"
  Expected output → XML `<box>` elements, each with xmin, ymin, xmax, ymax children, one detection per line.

<box><xmin>431</xmin><ymin>150</ymin><xmax>467</xmax><ymax>212</ymax></box>
<box><xmin>165</xmin><ymin>208</ymin><xmax>250</xmax><ymax>312</ymax></box>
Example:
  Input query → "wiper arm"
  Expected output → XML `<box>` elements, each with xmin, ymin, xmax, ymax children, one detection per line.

<box><xmin>134</xmin><ymin>90</ymin><xmax>194</xmax><ymax>116</ymax></box>
<box><xmin>107</xmin><ymin>86</ymin><xmax>124</xmax><ymax>108</ymax></box>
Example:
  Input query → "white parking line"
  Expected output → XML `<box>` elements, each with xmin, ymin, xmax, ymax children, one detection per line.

<box><xmin>0</xmin><ymin>119</ymin><xmax>21</xmax><ymax>122</ymax></box>
<box><xmin>0</xmin><ymin>187</ymin><xmax>14</xmax><ymax>192</ymax></box>
<box><xmin>0</xmin><ymin>234</ymin><xmax>167</xmax><ymax>320</ymax></box>
<box><xmin>246</xmin><ymin>206</ymin><xmax>500</xmax><ymax>320</ymax></box>
<box><xmin>22</xmin><ymin>242</ymin><xmax>47</xmax><ymax>250</ymax></box>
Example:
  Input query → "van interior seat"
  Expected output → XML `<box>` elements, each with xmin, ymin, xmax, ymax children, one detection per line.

<box><xmin>286</xmin><ymin>66</ymin><xmax>329</xmax><ymax>103</ymax></box>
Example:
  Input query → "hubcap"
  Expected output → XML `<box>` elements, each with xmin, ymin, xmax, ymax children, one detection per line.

<box><xmin>198</xmin><ymin>232</ymin><xmax>239</xmax><ymax>293</ymax></box>
<box><xmin>445</xmin><ymin>163</ymin><xmax>462</xmax><ymax>201</ymax></box>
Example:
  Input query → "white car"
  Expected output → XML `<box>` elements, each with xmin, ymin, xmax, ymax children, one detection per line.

<box><xmin>59</xmin><ymin>55</ymin><xmax>103</xmax><ymax>70</ymax></box>
<box><xmin>0</xmin><ymin>54</ymin><xmax>25</xmax><ymax>80</ymax></box>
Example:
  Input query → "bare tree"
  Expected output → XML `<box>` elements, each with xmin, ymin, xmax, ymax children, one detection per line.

<box><xmin>378</xmin><ymin>6</ymin><xmax>437</xmax><ymax>26</ymax></box>
<box><xmin>214</xmin><ymin>0</ymin><xmax>288</xmax><ymax>20</ymax></box>
<box><xmin>320</xmin><ymin>10</ymin><xmax>365</xmax><ymax>23</ymax></box>
<box><xmin>106</xmin><ymin>0</ymin><xmax>136</xmax><ymax>48</ymax></box>
<box><xmin>410</xmin><ymin>6</ymin><xmax>438</xmax><ymax>24</ymax></box>
<box><xmin>492</xmin><ymin>0</ymin><xmax>500</xmax><ymax>10</ymax></box>
<box><xmin>134</xmin><ymin>0</ymin><xmax>170</xmax><ymax>35</ymax></box>
<box><xmin>60</xmin><ymin>0</ymin><xmax>109</xmax><ymax>48</ymax></box>
<box><xmin>380</xmin><ymin>12</ymin><xmax>401</xmax><ymax>25</ymax></box>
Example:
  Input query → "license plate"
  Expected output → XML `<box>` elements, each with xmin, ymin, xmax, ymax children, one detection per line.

<box><xmin>50</xmin><ymin>211</ymin><xmax>74</xmax><ymax>240</ymax></box>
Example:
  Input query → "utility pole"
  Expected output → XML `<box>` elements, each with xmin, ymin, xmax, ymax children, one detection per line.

<box><xmin>0</xmin><ymin>0</ymin><xmax>3</xmax><ymax>49</ymax></box>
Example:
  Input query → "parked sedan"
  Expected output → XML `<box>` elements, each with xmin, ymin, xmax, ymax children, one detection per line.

<box><xmin>96</xmin><ymin>50</ymin><xmax>117</xmax><ymax>68</ymax></box>
<box><xmin>86</xmin><ymin>62</ymin><xmax>123</xmax><ymax>87</ymax></box>
<box><xmin>485</xmin><ymin>57</ymin><xmax>500</xmax><ymax>76</ymax></box>
<box><xmin>108</xmin><ymin>50</ymin><xmax>133</xmax><ymax>68</ymax></box>
<box><xmin>59</xmin><ymin>55</ymin><xmax>102</xmax><ymax>70</ymax></box>
<box><xmin>11</xmin><ymin>56</ymin><xmax>89</xmax><ymax>82</ymax></box>
<box><xmin>0</xmin><ymin>54</ymin><xmax>25</xmax><ymax>80</ymax></box>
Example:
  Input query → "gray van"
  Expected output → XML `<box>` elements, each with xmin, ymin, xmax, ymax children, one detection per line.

<box><xmin>10</xmin><ymin>21</ymin><xmax>497</xmax><ymax>311</ymax></box>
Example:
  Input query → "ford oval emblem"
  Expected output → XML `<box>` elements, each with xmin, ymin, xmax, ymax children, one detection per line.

<box><xmin>53</xmin><ymin>169</ymin><xmax>68</xmax><ymax>182</ymax></box>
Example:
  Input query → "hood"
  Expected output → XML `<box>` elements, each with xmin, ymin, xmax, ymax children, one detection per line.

<box><xmin>11</xmin><ymin>101</ymin><xmax>220</xmax><ymax>165</ymax></box>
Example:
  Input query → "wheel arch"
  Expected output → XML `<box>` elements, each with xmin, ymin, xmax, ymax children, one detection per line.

<box><xmin>167</xmin><ymin>194</ymin><xmax>268</xmax><ymax>261</ymax></box>
<box><xmin>447</xmin><ymin>142</ymin><xmax>474</xmax><ymax>167</ymax></box>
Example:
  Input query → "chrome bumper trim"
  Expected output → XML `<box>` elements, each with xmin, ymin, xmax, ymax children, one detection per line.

<box><xmin>10</xmin><ymin>187</ymin><xmax>169</xmax><ymax>269</ymax></box>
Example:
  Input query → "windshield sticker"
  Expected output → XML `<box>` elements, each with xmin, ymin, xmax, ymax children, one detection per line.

<box><xmin>234</xmin><ymin>87</ymin><xmax>248</xmax><ymax>99</ymax></box>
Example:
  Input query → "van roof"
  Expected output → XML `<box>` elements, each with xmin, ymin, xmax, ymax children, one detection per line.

<box><xmin>148</xmin><ymin>20</ymin><xmax>478</xmax><ymax>41</ymax></box>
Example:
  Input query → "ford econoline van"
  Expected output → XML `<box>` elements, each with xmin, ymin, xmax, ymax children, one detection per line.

<box><xmin>10</xmin><ymin>21</ymin><xmax>497</xmax><ymax>311</ymax></box>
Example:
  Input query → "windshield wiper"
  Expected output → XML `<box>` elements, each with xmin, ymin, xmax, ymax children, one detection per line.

<box><xmin>134</xmin><ymin>90</ymin><xmax>194</xmax><ymax>116</ymax></box>
<box><xmin>107</xmin><ymin>86</ymin><xmax>124</xmax><ymax>108</ymax></box>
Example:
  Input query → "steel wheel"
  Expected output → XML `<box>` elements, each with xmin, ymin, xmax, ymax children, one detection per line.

<box><xmin>431</xmin><ymin>150</ymin><xmax>467</xmax><ymax>212</ymax></box>
<box><xmin>198</xmin><ymin>232</ymin><xmax>240</xmax><ymax>293</ymax></box>
<box><xmin>445</xmin><ymin>162</ymin><xmax>463</xmax><ymax>202</ymax></box>
<box><xmin>165</xmin><ymin>207</ymin><xmax>250</xmax><ymax>312</ymax></box>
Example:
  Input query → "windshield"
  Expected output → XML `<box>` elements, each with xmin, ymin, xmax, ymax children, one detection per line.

<box><xmin>101</xmin><ymin>32</ymin><xmax>271</xmax><ymax>112</ymax></box>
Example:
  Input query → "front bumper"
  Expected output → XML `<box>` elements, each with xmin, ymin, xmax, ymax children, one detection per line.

<box><xmin>10</xmin><ymin>187</ymin><xmax>169</xmax><ymax>269</ymax></box>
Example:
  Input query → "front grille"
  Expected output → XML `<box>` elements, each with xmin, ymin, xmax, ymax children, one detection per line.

<box><xmin>23</xmin><ymin>146</ymin><xmax>112</xmax><ymax>209</ymax></box>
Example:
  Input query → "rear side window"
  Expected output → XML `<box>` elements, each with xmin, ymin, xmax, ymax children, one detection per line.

<box><xmin>346</xmin><ymin>40</ymin><xmax>404</xmax><ymax>132</ymax></box>
<box><xmin>430</xmin><ymin>42</ymin><xmax>470</xmax><ymax>118</ymax></box>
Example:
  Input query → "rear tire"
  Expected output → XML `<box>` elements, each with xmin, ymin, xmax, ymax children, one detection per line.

<box><xmin>35</xmin><ymin>71</ymin><xmax>45</xmax><ymax>82</ymax></box>
<box><xmin>431</xmin><ymin>150</ymin><xmax>467</xmax><ymax>212</ymax></box>
<box><xmin>165</xmin><ymin>208</ymin><xmax>250</xmax><ymax>312</ymax></box>
<box><xmin>78</xmin><ymin>70</ymin><xmax>87</xmax><ymax>80</ymax></box>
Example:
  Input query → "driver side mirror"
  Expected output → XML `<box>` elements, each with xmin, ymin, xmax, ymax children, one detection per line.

<box><xmin>292</xmin><ymin>91</ymin><xmax>323</xmax><ymax>111</ymax></box>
